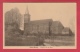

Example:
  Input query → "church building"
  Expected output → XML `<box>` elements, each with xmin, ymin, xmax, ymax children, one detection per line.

<box><xmin>23</xmin><ymin>7</ymin><xmax>73</xmax><ymax>36</ymax></box>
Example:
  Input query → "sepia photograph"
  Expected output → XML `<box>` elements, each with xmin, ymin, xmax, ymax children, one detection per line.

<box><xmin>3</xmin><ymin>3</ymin><xmax>76</xmax><ymax>49</ymax></box>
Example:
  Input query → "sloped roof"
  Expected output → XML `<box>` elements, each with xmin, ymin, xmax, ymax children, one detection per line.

<box><xmin>51</xmin><ymin>21</ymin><xmax>64</xmax><ymax>28</ymax></box>
<box><xmin>29</xmin><ymin>19</ymin><xmax>53</xmax><ymax>25</ymax></box>
<box><xmin>52</xmin><ymin>21</ymin><xmax>62</xmax><ymax>25</ymax></box>
<box><xmin>62</xmin><ymin>27</ymin><xmax>74</xmax><ymax>35</ymax></box>
<box><xmin>62</xmin><ymin>27</ymin><xmax>70</xmax><ymax>32</ymax></box>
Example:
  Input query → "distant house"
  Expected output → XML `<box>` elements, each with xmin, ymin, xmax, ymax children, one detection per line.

<box><xmin>62</xmin><ymin>27</ymin><xmax>74</xmax><ymax>36</ymax></box>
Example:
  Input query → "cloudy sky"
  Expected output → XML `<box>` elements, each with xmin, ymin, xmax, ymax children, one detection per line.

<box><xmin>3</xmin><ymin>3</ymin><xmax>76</xmax><ymax>33</ymax></box>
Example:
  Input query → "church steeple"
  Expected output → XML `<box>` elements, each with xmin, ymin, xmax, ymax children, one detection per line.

<box><xmin>25</xmin><ymin>6</ymin><xmax>29</xmax><ymax>15</ymax></box>
<box><xmin>24</xmin><ymin>6</ymin><xmax>30</xmax><ymax>24</ymax></box>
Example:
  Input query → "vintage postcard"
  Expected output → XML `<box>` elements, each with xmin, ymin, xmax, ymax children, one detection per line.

<box><xmin>3</xmin><ymin>3</ymin><xmax>77</xmax><ymax>49</ymax></box>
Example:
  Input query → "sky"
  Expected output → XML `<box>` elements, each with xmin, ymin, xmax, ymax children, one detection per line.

<box><xmin>3</xmin><ymin>3</ymin><xmax>76</xmax><ymax>33</ymax></box>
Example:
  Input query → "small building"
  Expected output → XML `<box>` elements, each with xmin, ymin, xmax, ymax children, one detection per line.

<box><xmin>62</xmin><ymin>27</ymin><xmax>74</xmax><ymax>36</ymax></box>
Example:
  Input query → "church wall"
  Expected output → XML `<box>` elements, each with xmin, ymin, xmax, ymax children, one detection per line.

<box><xmin>24</xmin><ymin>20</ymin><xmax>65</xmax><ymax>36</ymax></box>
<box><xmin>25</xmin><ymin>23</ymin><xmax>49</xmax><ymax>35</ymax></box>
<box><xmin>51</xmin><ymin>22</ymin><xmax>64</xmax><ymax>35</ymax></box>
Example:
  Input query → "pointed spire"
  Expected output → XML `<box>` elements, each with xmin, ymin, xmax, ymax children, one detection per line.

<box><xmin>25</xmin><ymin>5</ymin><xmax>29</xmax><ymax>14</ymax></box>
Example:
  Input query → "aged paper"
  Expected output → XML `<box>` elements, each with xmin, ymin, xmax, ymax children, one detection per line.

<box><xmin>3</xmin><ymin>3</ymin><xmax>77</xmax><ymax>49</ymax></box>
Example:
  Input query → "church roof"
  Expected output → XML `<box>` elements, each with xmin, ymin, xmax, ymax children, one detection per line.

<box><xmin>52</xmin><ymin>21</ymin><xmax>64</xmax><ymax>27</ymax></box>
<box><xmin>53</xmin><ymin>21</ymin><xmax>62</xmax><ymax>25</ymax></box>
<box><xmin>29</xmin><ymin>19</ymin><xmax>53</xmax><ymax>25</ymax></box>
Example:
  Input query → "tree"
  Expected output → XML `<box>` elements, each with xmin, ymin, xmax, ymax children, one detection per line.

<box><xmin>5</xmin><ymin>8</ymin><xmax>22</xmax><ymax>28</ymax></box>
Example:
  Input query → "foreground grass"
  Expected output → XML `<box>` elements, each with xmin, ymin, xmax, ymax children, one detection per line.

<box><xmin>44</xmin><ymin>36</ymin><xmax>75</xmax><ymax>46</ymax></box>
<box><xmin>5</xmin><ymin>34</ymin><xmax>75</xmax><ymax>46</ymax></box>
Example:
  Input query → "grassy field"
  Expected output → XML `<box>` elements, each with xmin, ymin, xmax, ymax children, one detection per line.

<box><xmin>5</xmin><ymin>34</ymin><xmax>75</xmax><ymax>46</ymax></box>
<box><xmin>5</xmin><ymin>29</ymin><xmax>75</xmax><ymax>46</ymax></box>
<box><xmin>5</xmin><ymin>35</ymin><xmax>44</xmax><ymax>46</ymax></box>
<box><xmin>44</xmin><ymin>36</ymin><xmax>75</xmax><ymax>46</ymax></box>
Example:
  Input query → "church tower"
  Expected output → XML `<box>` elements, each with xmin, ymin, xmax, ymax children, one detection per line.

<box><xmin>24</xmin><ymin>6</ymin><xmax>30</xmax><ymax>24</ymax></box>
<box><xmin>24</xmin><ymin>6</ymin><xmax>30</xmax><ymax>35</ymax></box>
